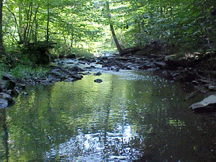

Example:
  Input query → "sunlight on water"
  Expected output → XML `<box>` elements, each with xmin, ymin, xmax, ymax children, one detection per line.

<box><xmin>45</xmin><ymin>125</ymin><xmax>139</xmax><ymax>161</ymax></box>
<box><xmin>1</xmin><ymin>70</ymin><xmax>216</xmax><ymax>161</ymax></box>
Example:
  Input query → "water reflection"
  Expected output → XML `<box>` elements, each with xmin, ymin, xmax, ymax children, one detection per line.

<box><xmin>0</xmin><ymin>109</ymin><xmax>9</xmax><ymax>162</ymax></box>
<box><xmin>46</xmin><ymin>125</ymin><xmax>140</xmax><ymax>161</ymax></box>
<box><xmin>1</xmin><ymin>70</ymin><xmax>216</xmax><ymax>161</ymax></box>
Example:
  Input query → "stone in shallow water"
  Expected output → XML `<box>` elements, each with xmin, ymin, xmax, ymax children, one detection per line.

<box><xmin>94</xmin><ymin>79</ymin><xmax>102</xmax><ymax>83</ymax></box>
<box><xmin>190</xmin><ymin>95</ymin><xmax>216</xmax><ymax>112</ymax></box>
<box><xmin>93</xmin><ymin>72</ymin><xmax>102</xmax><ymax>76</ymax></box>
<box><xmin>64</xmin><ymin>78</ymin><xmax>76</xmax><ymax>82</ymax></box>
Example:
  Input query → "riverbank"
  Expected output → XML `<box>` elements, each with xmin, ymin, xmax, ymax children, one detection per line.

<box><xmin>1</xmin><ymin>51</ymin><xmax>216</xmax><ymax>109</ymax></box>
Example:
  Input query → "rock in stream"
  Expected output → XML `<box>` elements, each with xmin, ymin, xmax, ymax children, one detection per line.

<box><xmin>190</xmin><ymin>95</ymin><xmax>216</xmax><ymax>112</ymax></box>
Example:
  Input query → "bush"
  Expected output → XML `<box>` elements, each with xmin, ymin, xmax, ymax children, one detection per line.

<box><xmin>20</xmin><ymin>41</ymin><xmax>56</xmax><ymax>65</ymax></box>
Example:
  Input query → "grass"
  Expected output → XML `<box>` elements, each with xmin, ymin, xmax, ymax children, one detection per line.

<box><xmin>0</xmin><ymin>45</ymin><xmax>94</xmax><ymax>82</ymax></box>
<box><xmin>9</xmin><ymin>65</ymin><xmax>49</xmax><ymax>79</ymax></box>
<box><xmin>0</xmin><ymin>63</ymin><xmax>49</xmax><ymax>80</ymax></box>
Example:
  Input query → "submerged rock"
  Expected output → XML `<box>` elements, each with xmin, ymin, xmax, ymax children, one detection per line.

<box><xmin>93</xmin><ymin>72</ymin><xmax>102</xmax><ymax>76</ymax></box>
<box><xmin>190</xmin><ymin>95</ymin><xmax>216</xmax><ymax>112</ymax></box>
<box><xmin>94</xmin><ymin>79</ymin><xmax>103</xmax><ymax>83</ymax></box>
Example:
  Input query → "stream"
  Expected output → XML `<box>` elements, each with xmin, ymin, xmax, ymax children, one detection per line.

<box><xmin>1</xmin><ymin>70</ymin><xmax>216</xmax><ymax>161</ymax></box>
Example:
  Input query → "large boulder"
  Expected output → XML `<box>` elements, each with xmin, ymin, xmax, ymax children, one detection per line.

<box><xmin>94</xmin><ymin>79</ymin><xmax>103</xmax><ymax>83</ymax></box>
<box><xmin>0</xmin><ymin>92</ymin><xmax>15</xmax><ymax>109</ymax></box>
<box><xmin>190</xmin><ymin>95</ymin><xmax>216</xmax><ymax>112</ymax></box>
<box><xmin>1</xmin><ymin>74</ymin><xmax>16</xmax><ymax>89</ymax></box>
<box><xmin>0</xmin><ymin>98</ymin><xmax>8</xmax><ymax>109</ymax></box>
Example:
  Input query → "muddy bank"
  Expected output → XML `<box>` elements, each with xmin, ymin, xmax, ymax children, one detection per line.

<box><xmin>1</xmin><ymin>51</ymin><xmax>216</xmax><ymax>110</ymax></box>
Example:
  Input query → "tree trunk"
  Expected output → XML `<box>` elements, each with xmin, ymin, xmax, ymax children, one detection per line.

<box><xmin>46</xmin><ymin>1</ymin><xmax>50</xmax><ymax>43</ymax></box>
<box><xmin>6</xmin><ymin>5</ymin><xmax>23</xmax><ymax>43</ymax></box>
<box><xmin>34</xmin><ymin>16</ymin><xmax>38</xmax><ymax>42</ymax></box>
<box><xmin>106</xmin><ymin>1</ymin><xmax>124</xmax><ymax>55</ymax></box>
<box><xmin>18</xmin><ymin>6</ymin><xmax>23</xmax><ymax>43</ymax></box>
<box><xmin>0</xmin><ymin>0</ymin><xmax>5</xmax><ymax>58</ymax></box>
<box><xmin>70</xmin><ymin>25</ymin><xmax>74</xmax><ymax>47</ymax></box>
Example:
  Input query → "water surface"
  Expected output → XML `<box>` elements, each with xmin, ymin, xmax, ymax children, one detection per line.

<box><xmin>0</xmin><ymin>70</ymin><xmax>216</xmax><ymax>161</ymax></box>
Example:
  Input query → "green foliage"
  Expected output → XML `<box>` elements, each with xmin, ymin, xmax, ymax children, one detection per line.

<box><xmin>0</xmin><ymin>61</ymin><xmax>49</xmax><ymax>80</ymax></box>
<box><xmin>1</xmin><ymin>0</ymin><xmax>216</xmax><ymax>59</ymax></box>
<box><xmin>9</xmin><ymin>64</ymin><xmax>49</xmax><ymax>79</ymax></box>
<box><xmin>20</xmin><ymin>41</ymin><xmax>56</xmax><ymax>65</ymax></box>
<box><xmin>122</xmin><ymin>0</ymin><xmax>216</xmax><ymax>53</ymax></box>
<box><xmin>70</xmin><ymin>48</ymin><xmax>93</xmax><ymax>58</ymax></box>
<box><xmin>3</xmin><ymin>0</ymin><xmax>102</xmax><ymax>58</ymax></box>
<box><xmin>52</xmin><ymin>41</ymin><xmax>93</xmax><ymax>58</ymax></box>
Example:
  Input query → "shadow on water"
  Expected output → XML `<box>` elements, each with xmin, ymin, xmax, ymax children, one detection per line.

<box><xmin>1</xmin><ymin>70</ymin><xmax>216</xmax><ymax>161</ymax></box>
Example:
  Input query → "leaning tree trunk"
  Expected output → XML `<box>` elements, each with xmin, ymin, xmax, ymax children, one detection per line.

<box><xmin>106</xmin><ymin>1</ymin><xmax>124</xmax><ymax>55</ymax></box>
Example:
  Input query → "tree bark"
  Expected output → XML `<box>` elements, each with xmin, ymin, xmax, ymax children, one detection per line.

<box><xmin>0</xmin><ymin>0</ymin><xmax>5</xmax><ymax>59</ymax></box>
<box><xmin>34</xmin><ymin>14</ymin><xmax>38</xmax><ymax>42</ymax></box>
<box><xmin>18</xmin><ymin>5</ymin><xmax>22</xmax><ymax>43</ymax></box>
<box><xmin>46</xmin><ymin>1</ymin><xmax>50</xmax><ymax>43</ymax></box>
<box><xmin>106</xmin><ymin>1</ymin><xmax>124</xmax><ymax>55</ymax></box>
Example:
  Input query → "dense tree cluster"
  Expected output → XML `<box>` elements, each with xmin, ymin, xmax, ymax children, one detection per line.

<box><xmin>105</xmin><ymin>0</ymin><xmax>216</xmax><ymax>54</ymax></box>
<box><xmin>0</xmin><ymin>0</ymin><xmax>215</xmax><ymax>64</ymax></box>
